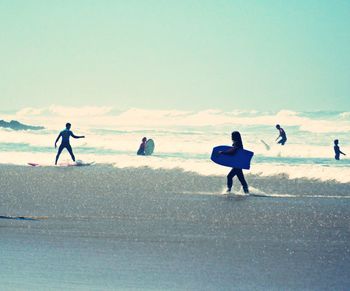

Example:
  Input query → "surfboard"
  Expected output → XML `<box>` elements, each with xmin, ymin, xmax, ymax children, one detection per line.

<box><xmin>210</xmin><ymin>146</ymin><xmax>254</xmax><ymax>170</ymax></box>
<box><xmin>0</xmin><ymin>215</ymin><xmax>48</xmax><ymax>220</ymax></box>
<box><xmin>28</xmin><ymin>163</ymin><xmax>40</xmax><ymax>167</ymax></box>
<box><xmin>74</xmin><ymin>160</ymin><xmax>95</xmax><ymax>167</ymax></box>
<box><xmin>28</xmin><ymin>161</ymin><xmax>94</xmax><ymax>167</ymax></box>
<box><xmin>260</xmin><ymin>139</ymin><xmax>271</xmax><ymax>151</ymax></box>
<box><xmin>144</xmin><ymin>139</ymin><xmax>155</xmax><ymax>156</ymax></box>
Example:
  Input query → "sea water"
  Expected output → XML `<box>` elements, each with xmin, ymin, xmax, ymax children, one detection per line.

<box><xmin>0</xmin><ymin>107</ymin><xmax>349</xmax><ymax>182</ymax></box>
<box><xmin>0</xmin><ymin>166</ymin><xmax>349</xmax><ymax>290</ymax></box>
<box><xmin>1</xmin><ymin>107</ymin><xmax>350</xmax><ymax>289</ymax></box>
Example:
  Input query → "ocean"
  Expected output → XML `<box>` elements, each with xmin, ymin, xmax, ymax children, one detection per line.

<box><xmin>1</xmin><ymin>107</ymin><xmax>350</xmax><ymax>290</ymax></box>
<box><xmin>1</xmin><ymin>106</ymin><xmax>350</xmax><ymax>183</ymax></box>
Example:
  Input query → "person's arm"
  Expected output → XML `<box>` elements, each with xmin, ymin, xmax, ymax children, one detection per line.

<box><xmin>219</xmin><ymin>147</ymin><xmax>238</xmax><ymax>155</ymax></box>
<box><xmin>54</xmin><ymin>133</ymin><xmax>61</xmax><ymax>148</ymax></box>
<box><xmin>340</xmin><ymin>150</ymin><xmax>346</xmax><ymax>156</ymax></box>
<box><xmin>71</xmin><ymin>132</ymin><xmax>85</xmax><ymax>139</ymax></box>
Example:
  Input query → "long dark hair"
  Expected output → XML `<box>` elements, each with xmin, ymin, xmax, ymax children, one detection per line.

<box><xmin>231</xmin><ymin>131</ymin><xmax>243</xmax><ymax>148</ymax></box>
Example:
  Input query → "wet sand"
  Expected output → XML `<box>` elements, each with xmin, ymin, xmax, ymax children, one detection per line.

<box><xmin>0</xmin><ymin>165</ymin><xmax>349</xmax><ymax>290</ymax></box>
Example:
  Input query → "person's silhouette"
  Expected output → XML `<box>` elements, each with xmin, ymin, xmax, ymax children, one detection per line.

<box><xmin>219</xmin><ymin>131</ymin><xmax>249</xmax><ymax>194</ymax></box>
<box><xmin>334</xmin><ymin>139</ymin><xmax>346</xmax><ymax>160</ymax></box>
<box><xmin>276</xmin><ymin>124</ymin><xmax>287</xmax><ymax>145</ymax></box>
<box><xmin>55</xmin><ymin>123</ymin><xmax>85</xmax><ymax>165</ymax></box>
<box><xmin>137</xmin><ymin>137</ymin><xmax>147</xmax><ymax>155</ymax></box>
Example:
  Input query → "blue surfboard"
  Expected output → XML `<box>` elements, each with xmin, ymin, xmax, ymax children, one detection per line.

<box><xmin>211</xmin><ymin>146</ymin><xmax>254</xmax><ymax>170</ymax></box>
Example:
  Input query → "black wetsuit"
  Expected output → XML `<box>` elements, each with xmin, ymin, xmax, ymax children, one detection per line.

<box><xmin>334</xmin><ymin>145</ymin><xmax>343</xmax><ymax>160</ymax></box>
<box><xmin>56</xmin><ymin>129</ymin><xmax>76</xmax><ymax>162</ymax></box>
<box><xmin>278</xmin><ymin>128</ymin><xmax>287</xmax><ymax>145</ymax></box>
<box><xmin>223</xmin><ymin>142</ymin><xmax>249</xmax><ymax>193</ymax></box>
<box><xmin>137</xmin><ymin>142</ymin><xmax>146</xmax><ymax>155</ymax></box>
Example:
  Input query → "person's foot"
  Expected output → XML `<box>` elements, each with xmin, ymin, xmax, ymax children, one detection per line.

<box><xmin>243</xmin><ymin>188</ymin><xmax>249</xmax><ymax>194</ymax></box>
<box><xmin>225</xmin><ymin>188</ymin><xmax>231</xmax><ymax>194</ymax></box>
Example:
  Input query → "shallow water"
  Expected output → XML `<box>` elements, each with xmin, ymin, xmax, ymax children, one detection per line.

<box><xmin>1</xmin><ymin>166</ymin><xmax>349</xmax><ymax>290</ymax></box>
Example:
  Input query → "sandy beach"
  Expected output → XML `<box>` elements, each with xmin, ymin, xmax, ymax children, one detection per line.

<box><xmin>2</xmin><ymin>0</ymin><xmax>350</xmax><ymax>289</ymax></box>
<box><xmin>0</xmin><ymin>165</ymin><xmax>349</xmax><ymax>290</ymax></box>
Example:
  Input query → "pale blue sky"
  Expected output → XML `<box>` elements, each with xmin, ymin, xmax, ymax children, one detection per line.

<box><xmin>0</xmin><ymin>0</ymin><xmax>349</xmax><ymax>111</ymax></box>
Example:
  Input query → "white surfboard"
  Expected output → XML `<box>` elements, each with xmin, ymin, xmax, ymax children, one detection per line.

<box><xmin>28</xmin><ymin>161</ymin><xmax>94</xmax><ymax>167</ymax></box>
<box><xmin>144</xmin><ymin>139</ymin><xmax>155</xmax><ymax>156</ymax></box>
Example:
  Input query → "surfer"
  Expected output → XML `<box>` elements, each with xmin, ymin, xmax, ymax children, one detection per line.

<box><xmin>219</xmin><ymin>131</ymin><xmax>249</xmax><ymax>194</ymax></box>
<box><xmin>275</xmin><ymin>124</ymin><xmax>287</xmax><ymax>145</ymax></box>
<box><xmin>137</xmin><ymin>137</ymin><xmax>147</xmax><ymax>155</ymax></box>
<box><xmin>54</xmin><ymin>123</ymin><xmax>85</xmax><ymax>165</ymax></box>
<box><xmin>334</xmin><ymin>139</ymin><xmax>346</xmax><ymax>160</ymax></box>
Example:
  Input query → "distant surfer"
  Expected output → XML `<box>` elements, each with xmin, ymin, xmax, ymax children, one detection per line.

<box><xmin>334</xmin><ymin>139</ymin><xmax>346</xmax><ymax>160</ymax></box>
<box><xmin>275</xmin><ymin>124</ymin><xmax>287</xmax><ymax>145</ymax></box>
<box><xmin>55</xmin><ymin>123</ymin><xmax>85</xmax><ymax>165</ymax></box>
<box><xmin>219</xmin><ymin>131</ymin><xmax>249</xmax><ymax>194</ymax></box>
<box><xmin>137</xmin><ymin>137</ymin><xmax>147</xmax><ymax>155</ymax></box>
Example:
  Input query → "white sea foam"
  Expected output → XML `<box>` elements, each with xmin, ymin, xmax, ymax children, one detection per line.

<box><xmin>1</xmin><ymin>106</ymin><xmax>349</xmax><ymax>183</ymax></box>
<box><xmin>1</xmin><ymin>150</ymin><xmax>350</xmax><ymax>183</ymax></box>
<box><xmin>2</xmin><ymin>106</ymin><xmax>350</xmax><ymax>133</ymax></box>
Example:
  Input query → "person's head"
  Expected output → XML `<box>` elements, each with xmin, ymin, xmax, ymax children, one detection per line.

<box><xmin>231</xmin><ymin>131</ymin><xmax>242</xmax><ymax>145</ymax></box>
<box><xmin>276</xmin><ymin>124</ymin><xmax>280</xmax><ymax>129</ymax></box>
<box><xmin>66</xmin><ymin>123</ymin><xmax>71</xmax><ymax>130</ymax></box>
<box><xmin>142</xmin><ymin>137</ymin><xmax>147</xmax><ymax>142</ymax></box>
<box><xmin>334</xmin><ymin>139</ymin><xmax>339</xmax><ymax>145</ymax></box>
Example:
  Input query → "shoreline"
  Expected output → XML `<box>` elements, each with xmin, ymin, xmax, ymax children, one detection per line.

<box><xmin>1</xmin><ymin>164</ymin><xmax>349</xmax><ymax>289</ymax></box>
<box><xmin>1</xmin><ymin>163</ymin><xmax>349</xmax><ymax>195</ymax></box>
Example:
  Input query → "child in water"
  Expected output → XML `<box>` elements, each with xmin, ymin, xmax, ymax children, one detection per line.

<box><xmin>334</xmin><ymin>139</ymin><xmax>346</xmax><ymax>160</ymax></box>
<box><xmin>137</xmin><ymin>137</ymin><xmax>147</xmax><ymax>155</ymax></box>
<box><xmin>219</xmin><ymin>131</ymin><xmax>249</xmax><ymax>194</ymax></box>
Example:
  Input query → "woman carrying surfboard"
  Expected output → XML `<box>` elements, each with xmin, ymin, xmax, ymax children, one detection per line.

<box><xmin>219</xmin><ymin>131</ymin><xmax>249</xmax><ymax>194</ymax></box>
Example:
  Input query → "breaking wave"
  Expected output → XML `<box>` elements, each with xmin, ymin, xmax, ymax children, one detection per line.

<box><xmin>1</xmin><ymin>106</ymin><xmax>349</xmax><ymax>183</ymax></box>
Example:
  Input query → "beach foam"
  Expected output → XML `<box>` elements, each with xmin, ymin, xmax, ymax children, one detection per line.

<box><xmin>1</xmin><ymin>106</ymin><xmax>350</xmax><ymax>183</ymax></box>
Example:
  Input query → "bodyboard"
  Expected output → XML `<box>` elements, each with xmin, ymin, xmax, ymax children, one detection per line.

<box><xmin>210</xmin><ymin>146</ymin><xmax>254</xmax><ymax>170</ymax></box>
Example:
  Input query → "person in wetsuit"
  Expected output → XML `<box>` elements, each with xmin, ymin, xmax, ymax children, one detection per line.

<box><xmin>137</xmin><ymin>137</ymin><xmax>147</xmax><ymax>155</ymax></box>
<box><xmin>276</xmin><ymin>124</ymin><xmax>287</xmax><ymax>145</ymax></box>
<box><xmin>334</xmin><ymin>139</ymin><xmax>346</xmax><ymax>160</ymax></box>
<box><xmin>54</xmin><ymin>123</ymin><xmax>85</xmax><ymax>165</ymax></box>
<box><xmin>219</xmin><ymin>131</ymin><xmax>249</xmax><ymax>194</ymax></box>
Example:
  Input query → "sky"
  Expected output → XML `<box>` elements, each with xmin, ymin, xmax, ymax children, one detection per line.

<box><xmin>0</xmin><ymin>0</ymin><xmax>349</xmax><ymax>112</ymax></box>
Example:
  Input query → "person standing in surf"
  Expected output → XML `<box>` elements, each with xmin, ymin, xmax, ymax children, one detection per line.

<box><xmin>334</xmin><ymin>139</ymin><xmax>346</xmax><ymax>160</ymax></box>
<box><xmin>275</xmin><ymin>124</ymin><xmax>287</xmax><ymax>145</ymax></box>
<box><xmin>219</xmin><ymin>131</ymin><xmax>249</xmax><ymax>194</ymax></box>
<box><xmin>54</xmin><ymin>123</ymin><xmax>85</xmax><ymax>165</ymax></box>
<box><xmin>137</xmin><ymin>137</ymin><xmax>147</xmax><ymax>155</ymax></box>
